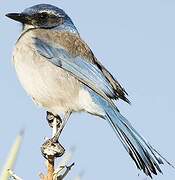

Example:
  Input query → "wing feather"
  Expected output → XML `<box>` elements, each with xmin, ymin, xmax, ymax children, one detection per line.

<box><xmin>33</xmin><ymin>31</ymin><xmax>129</xmax><ymax>103</ymax></box>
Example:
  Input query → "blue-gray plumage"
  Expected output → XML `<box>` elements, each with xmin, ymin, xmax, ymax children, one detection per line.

<box><xmin>6</xmin><ymin>4</ymin><xmax>173</xmax><ymax>178</ymax></box>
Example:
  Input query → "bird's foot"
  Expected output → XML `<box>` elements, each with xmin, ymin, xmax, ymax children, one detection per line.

<box><xmin>41</xmin><ymin>137</ymin><xmax>65</xmax><ymax>160</ymax></box>
<box><xmin>42</xmin><ymin>112</ymin><xmax>65</xmax><ymax>159</ymax></box>
<box><xmin>46</xmin><ymin>111</ymin><xmax>62</xmax><ymax>128</ymax></box>
<box><xmin>42</xmin><ymin>111</ymin><xmax>72</xmax><ymax>160</ymax></box>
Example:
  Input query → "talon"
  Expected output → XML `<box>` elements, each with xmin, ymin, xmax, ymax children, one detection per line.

<box><xmin>41</xmin><ymin>138</ymin><xmax>65</xmax><ymax>159</ymax></box>
<box><xmin>46</xmin><ymin>111</ymin><xmax>62</xmax><ymax>128</ymax></box>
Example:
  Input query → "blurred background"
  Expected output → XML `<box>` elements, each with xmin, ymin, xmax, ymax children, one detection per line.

<box><xmin>0</xmin><ymin>0</ymin><xmax>175</xmax><ymax>179</ymax></box>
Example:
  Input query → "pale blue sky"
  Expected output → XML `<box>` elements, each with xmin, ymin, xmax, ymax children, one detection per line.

<box><xmin>0</xmin><ymin>0</ymin><xmax>175</xmax><ymax>179</ymax></box>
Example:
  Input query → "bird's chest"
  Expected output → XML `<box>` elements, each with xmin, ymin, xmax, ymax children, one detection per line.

<box><xmin>13</xmin><ymin>37</ymin><xmax>80</xmax><ymax>113</ymax></box>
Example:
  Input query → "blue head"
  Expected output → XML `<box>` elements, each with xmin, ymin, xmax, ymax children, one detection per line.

<box><xmin>6</xmin><ymin>4</ymin><xmax>78</xmax><ymax>34</ymax></box>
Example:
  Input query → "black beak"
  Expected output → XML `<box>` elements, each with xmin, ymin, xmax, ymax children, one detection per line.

<box><xmin>6</xmin><ymin>13</ymin><xmax>30</xmax><ymax>24</ymax></box>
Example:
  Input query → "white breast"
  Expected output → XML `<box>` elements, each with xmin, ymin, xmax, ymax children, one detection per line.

<box><xmin>13</xmin><ymin>30</ymin><xmax>81</xmax><ymax>114</ymax></box>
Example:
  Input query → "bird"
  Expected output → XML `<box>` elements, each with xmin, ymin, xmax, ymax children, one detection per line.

<box><xmin>6</xmin><ymin>4</ymin><xmax>173</xmax><ymax>178</ymax></box>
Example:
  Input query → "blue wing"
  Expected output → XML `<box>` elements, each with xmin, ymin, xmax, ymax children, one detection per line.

<box><xmin>34</xmin><ymin>37</ymin><xmax>116</xmax><ymax>101</ymax></box>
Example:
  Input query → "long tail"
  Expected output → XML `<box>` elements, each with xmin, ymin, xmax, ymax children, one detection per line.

<box><xmin>88</xmin><ymin>88</ymin><xmax>174</xmax><ymax>178</ymax></box>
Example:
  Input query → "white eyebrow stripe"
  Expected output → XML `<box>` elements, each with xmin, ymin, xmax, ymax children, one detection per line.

<box><xmin>38</xmin><ymin>10</ymin><xmax>65</xmax><ymax>17</ymax></box>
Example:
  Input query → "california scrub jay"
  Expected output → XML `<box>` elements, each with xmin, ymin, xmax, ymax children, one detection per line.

<box><xmin>6</xmin><ymin>4</ymin><xmax>173</xmax><ymax>177</ymax></box>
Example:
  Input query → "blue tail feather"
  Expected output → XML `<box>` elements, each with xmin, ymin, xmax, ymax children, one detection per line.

<box><xmin>88</xmin><ymin>87</ymin><xmax>174</xmax><ymax>178</ymax></box>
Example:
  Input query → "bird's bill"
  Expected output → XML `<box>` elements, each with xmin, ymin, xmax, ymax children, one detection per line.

<box><xmin>5</xmin><ymin>13</ymin><xmax>30</xmax><ymax>24</ymax></box>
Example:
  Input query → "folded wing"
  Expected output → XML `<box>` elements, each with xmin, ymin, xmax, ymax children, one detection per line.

<box><xmin>33</xmin><ymin>32</ymin><xmax>129</xmax><ymax>103</ymax></box>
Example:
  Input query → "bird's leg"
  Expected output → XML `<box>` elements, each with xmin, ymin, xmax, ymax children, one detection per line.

<box><xmin>41</xmin><ymin>113</ymin><xmax>64</xmax><ymax>180</ymax></box>
<box><xmin>46</xmin><ymin>111</ymin><xmax>62</xmax><ymax>128</ymax></box>
<box><xmin>41</xmin><ymin>112</ymin><xmax>64</xmax><ymax>159</ymax></box>
<box><xmin>52</xmin><ymin>111</ymin><xmax>72</xmax><ymax>142</ymax></box>
<box><xmin>41</xmin><ymin>111</ymin><xmax>72</xmax><ymax>159</ymax></box>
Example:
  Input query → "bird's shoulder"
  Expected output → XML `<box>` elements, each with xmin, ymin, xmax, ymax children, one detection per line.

<box><xmin>32</xmin><ymin>29</ymin><xmax>94</xmax><ymax>61</ymax></box>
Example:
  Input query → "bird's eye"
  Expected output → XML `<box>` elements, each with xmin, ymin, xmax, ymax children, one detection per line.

<box><xmin>39</xmin><ymin>12</ymin><xmax>48</xmax><ymax>19</ymax></box>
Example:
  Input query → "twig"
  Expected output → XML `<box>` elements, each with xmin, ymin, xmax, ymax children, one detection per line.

<box><xmin>54</xmin><ymin>146</ymin><xmax>75</xmax><ymax>175</ymax></box>
<box><xmin>47</xmin><ymin>158</ymin><xmax>54</xmax><ymax>180</ymax></box>
<box><xmin>8</xmin><ymin>169</ymin><xmax>22</xmax><ymax>180</ymax></box>
<box><xmin>54</xmin><ymin>163</ymin><xmax>75</xmax><ymax>180</ymax></box>
<box><xmin>0</xmin><ymin>129</ymin><xmax>24</xmax><ymax>180</ymax></box>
